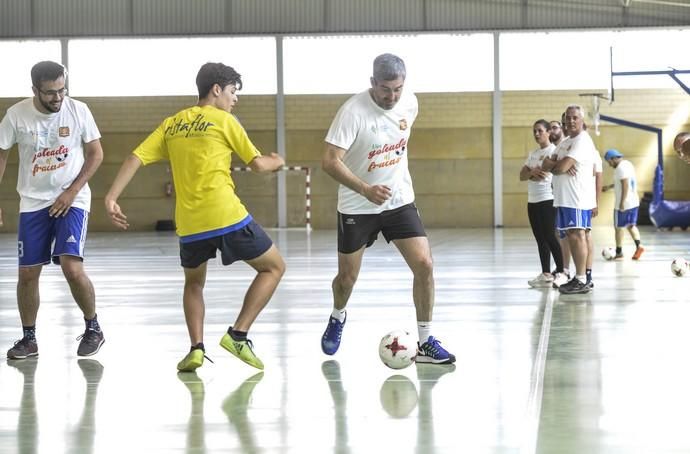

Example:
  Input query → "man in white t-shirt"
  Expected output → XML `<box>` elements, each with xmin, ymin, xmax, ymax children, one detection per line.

<box><xmin>603</xmin><ymin>148</ymin><xmax>644</xmax><ymax>260</ymax></box>
<box><xmin>550</xmin><ymin>118</ymin><xmax>601</xmax><ymax>290</ymax></box>
<box><xmin>542</xmin><ymin>105</ymin><xmax>596</xmax><ymax>294</ymax></box>
<box><xmin>320</xmin><ymin>53</ymin><xmax>455</xmax><ymax>365</ymax></box>
<box><xmin>0</xmin><ymin>61</ymin><xmax>105</xmax><ymax>359</ymax></box>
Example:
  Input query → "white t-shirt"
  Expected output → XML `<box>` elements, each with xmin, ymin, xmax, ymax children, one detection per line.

<box><xmin>587</xmin><ymin>149</ymin><xmax>603</xmax><ymax>210</ymax></box>
<box><xmin>613</xmin><ymin>159</ymin><xmax>640</xmax><ymax>210</ymax></box>
<box><xmin>0</xmin><ymin>97</ymin><xmax>100</xmax><ymax>212</ymax></box>
<box><xmin>549</xmin><ymin>138</ymin><xmax>570</xmax><ymax>208</ymax></box>
<box><xmin>524</xmin><ymin>143</ymin><xmax>555</xmax><ymax>203</ymax></box>
<box><xmin>325</xmin><ymin>90</ymin><xmax>417</xmax><ymax>214</ymax></box>
<box><xmin>552</xmin><ymin>131</ymin><xmax>596</xmax><ymax>209</ymax></box>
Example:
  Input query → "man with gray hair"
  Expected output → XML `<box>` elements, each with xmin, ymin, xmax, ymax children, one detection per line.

<box><xmin>542</xmin><ymin>104</ymin><xmax>596</xmax><ymax>294</ymax></box>
<box><xmin>320</xmin><ymin>53</ymin><xmax>455</xmax><ymax>365</ymax></box>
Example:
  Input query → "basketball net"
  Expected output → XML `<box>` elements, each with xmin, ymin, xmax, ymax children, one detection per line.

<box><xmin>578</xmin><ymin>93</ymin><xmax>604</xmax><ymax>136</ymax></box>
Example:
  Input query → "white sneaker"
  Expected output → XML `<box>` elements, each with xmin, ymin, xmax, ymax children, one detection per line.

<box><xmin>551</xmin><ymin>272</ymin><xmax>569</xmax><ymax>288</ymax></box>
<box><xmin>528</xmin><ymin>273</ymin><xmax>554</xmax><ymax>288</ymax></box>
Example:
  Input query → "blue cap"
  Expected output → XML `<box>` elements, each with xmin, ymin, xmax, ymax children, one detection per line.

<box><xmin>604</xmin><ymin>149</ymin><xmax>623</xmax><ymax>160</ymax></box>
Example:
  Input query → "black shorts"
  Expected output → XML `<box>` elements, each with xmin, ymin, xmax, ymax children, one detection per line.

<box><xmin>337</xmin><ymin>203</ymin><xmax>427</xmax><ymax>254</ymax></box>
<box><xmin>179</xmin><ymin>221</ymin><xmax>273</xmax><ymax>268</ymax></box>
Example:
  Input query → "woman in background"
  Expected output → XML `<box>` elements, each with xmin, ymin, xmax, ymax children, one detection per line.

<box><xmin>519</xmin><ymin>119</ymin><xmax>565</xmax><ymax>288</ymax></box>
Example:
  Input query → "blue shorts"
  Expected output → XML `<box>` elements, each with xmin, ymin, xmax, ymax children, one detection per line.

<box><xmin>179</xmin><ymin>220</ymin><xmax>274</xmax><ymax>268</ymax></box>
<box><xmin>614</xmin><ymin>207</ymin><xmax>639</xmax><ymax>228</ymax></box>
<box><xmin>555</xmin><ymin>207</ymin><xmax>592</xmax><ymax>237</ymax></box>
<box><xmin>18</xmin><ymin>206</ymin><xmax>89</xmax><ymax>266</ymax></box>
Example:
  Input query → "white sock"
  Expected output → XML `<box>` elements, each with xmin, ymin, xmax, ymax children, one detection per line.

<box><xmin>331</xmin><ymin>308</ymin><xmax>346</xmax><ymax>323</ymax></box>
<box><xmin>563</xmin><ymin>268</ymin><xmax>570</xmax><ymax>277</ymax></box>
<box><xmin>417</xmin><ymin>321</ymin><xmax>432</xmax><ymax>343</ymax></box>
<box><xmin>576</xmin><ymin>275</ymin><xmax>586</xmax><ymax>283</ymax></box>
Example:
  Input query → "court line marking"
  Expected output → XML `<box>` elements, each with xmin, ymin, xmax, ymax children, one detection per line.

<box><xmin>521</xmin><ymin>290</ymin><xmax>555</xmax><ymax>454</ymax></box>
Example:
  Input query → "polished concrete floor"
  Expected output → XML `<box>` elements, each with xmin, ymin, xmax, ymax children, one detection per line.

<box><xmin>1</xmin><ymin>226</ymin><xmax>690</xmax><ymax>454</ymax></box>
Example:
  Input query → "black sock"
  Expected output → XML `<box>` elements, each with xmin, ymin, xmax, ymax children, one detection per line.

<box><xmin>586</xmin><ymin>269</ymin><xmax>592</xmax><ymax>282</ymax></box>
<box><xmin>616</xmin><ymin>247</ymin><xmax>622</xmax><ymax>255</ymax></box>
<box><xmin>192</xmin><ymin>342</ymin><xmax>205</xmax><ymax>352</ymax></box>
<box><xmin>229</xmin><ymin>327</ymin><xmax>247</xmax><ymax>341</ymax></box>
<box><xmin>85</xmin><ymin>314</ymin><xmax>101</xmax><ymax>332</ymax></box>
<box><xmin>634</xmin><ymin>240</ymin><xmax>641</xmax><ymax>248</ymax></box>
<box><xmin>23</xmin><ymin>325</ymin><xmax>36</xmax><ymax>342</ymax></box>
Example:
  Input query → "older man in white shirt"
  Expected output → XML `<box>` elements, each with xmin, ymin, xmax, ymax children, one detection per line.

<box><xmin>542</xmin><ymin>105</ymin><xmax>596</xmax><ymax>294</ymax></box>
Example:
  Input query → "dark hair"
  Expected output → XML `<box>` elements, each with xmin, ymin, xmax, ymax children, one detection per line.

<box><xmin>196</xmin><ymin>62</ymin><xmax>242</xmax><ymax>99</ymax></box>
<box><xmin>373</xmin><ymin>53</ymin><xmax>406</xmax><ymax>81</ymax></box>
<box><xmin>533</xmin><ymin>119</ymin><xmax>550</xmax><ymax>130</ymax></box>
<box><xmin>31</xmin><ymin>61</ymin><xmax>66</xmax><ymax>88</ymax></box>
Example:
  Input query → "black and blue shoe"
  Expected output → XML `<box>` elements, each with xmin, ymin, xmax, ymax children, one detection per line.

<box><xmin>416</xmin><ymin>336</ymin><xmax>456</xmax><ymax>364</ymax></box>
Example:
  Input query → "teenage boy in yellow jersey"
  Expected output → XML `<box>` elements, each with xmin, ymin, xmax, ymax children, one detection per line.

<box><xmin>104</xmin><ymin>62</ymin><xmax>286</xmax><ymax>372</ymax></box>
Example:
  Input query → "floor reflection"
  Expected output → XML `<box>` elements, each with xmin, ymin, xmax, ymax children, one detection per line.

<box><xmin>379</xmin><ymin>375</ymin><xmax>418</xmax><ymax>418</ymax></box>
<box><xmin>69</xmin><ymin>359</ymin><xmax>104</xmax><ymax>454</ymax></box>
<box><xmin>7</xmin><ymin>358</ymin><xmax>38</xmax><ymax>454</ymax></box>
<box><xmin>222</xmin><ymin>372</ymin><xmax>264</xmax><ymax>454</ymax></box>
<box><xmin>321</xmin><ymin>360</ymin><xmax>350</xmax><ymax>454</ymax></box>
<box><xmin>415</xmin><ymin>363</ymin><xmax>456</xmax><ymax>454</ymax></box>
<box><xmin>538</xmin><ymin>301</ymin><xmax>603</xmax><ymax>454</ymax></box>
<box><xmin>177</xmin><ymin>372</ymin><xmax>205</xmax><ymax>454</ymax></box>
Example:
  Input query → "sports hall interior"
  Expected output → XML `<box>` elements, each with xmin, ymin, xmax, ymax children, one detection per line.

<box><xmin>1</xmin><ymin>1</ymin><xmax>690</xmax><ymax>453</ymax></box>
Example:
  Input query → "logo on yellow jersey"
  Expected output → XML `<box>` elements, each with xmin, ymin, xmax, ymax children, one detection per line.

<box><xmin>165</xmin><ymin>114</ymin><xmax>215</xmax><ymax>138</ymax></box>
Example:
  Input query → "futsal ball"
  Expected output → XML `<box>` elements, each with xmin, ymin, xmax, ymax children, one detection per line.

<box><xmin>601</xmin><ymin>247</ymin><xmax>616</xmax><ymax>261</ymax></box>
<box><xmin>671</xmin><ymin>257</ymin><xmax>689</xmax><ymax>277</ymax></box>
<box><xmin>379</xmin><ymin>375</ymin><xmax>418</xmax><ymax>418</ymax></box>
<box><xmin>378</xmin><ymin>330</ymin><xmax>417</xmax><ymax>370</ymax></box>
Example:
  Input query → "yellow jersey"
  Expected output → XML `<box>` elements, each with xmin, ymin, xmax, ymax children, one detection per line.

<box><xmin>133</xmin><ymin>105</ymin><xmax>261</xmax><ymax>241</ymax></box>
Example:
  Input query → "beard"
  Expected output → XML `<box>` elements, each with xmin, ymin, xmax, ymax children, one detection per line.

<box><xmin>38</xmin><ymin>96</ymin><xmax>62</xmax><ymax>113</ymax></box>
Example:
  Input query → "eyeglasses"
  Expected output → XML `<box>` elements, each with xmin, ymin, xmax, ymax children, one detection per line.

<box><xmin>37</xmin><ymin>87</ymin><xmax>68</xmax><ymax>98</ymax></box>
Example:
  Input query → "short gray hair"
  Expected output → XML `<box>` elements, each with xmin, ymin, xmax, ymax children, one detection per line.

<box><xmin>373</xmin><ymin>53</ymin><xmax>406</xmax><ymax>81</ymax></box>
<box><xmin>565</xmin><ymin>104</ymin><xmax>586</xmax><ymax>118</ymax></box>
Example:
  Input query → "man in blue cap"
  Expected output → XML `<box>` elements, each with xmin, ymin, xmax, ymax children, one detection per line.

<box><xmin>603</xmin><ymin>149</ymin><xmax>644</xmax><ymax>260</ymax></box>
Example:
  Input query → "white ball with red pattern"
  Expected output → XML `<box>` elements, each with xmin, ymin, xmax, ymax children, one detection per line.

<box><xmin>378</xmin><ymin>330</ymin><xmax>417</xmax><ymax>369</ymax></box>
